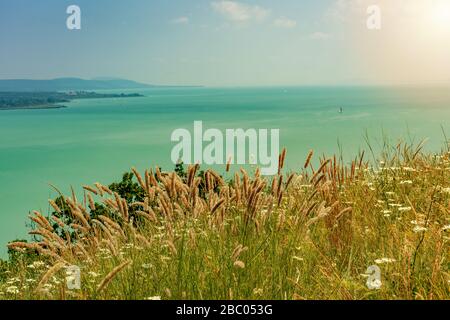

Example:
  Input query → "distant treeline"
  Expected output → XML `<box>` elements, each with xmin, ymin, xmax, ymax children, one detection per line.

<box><xmin>0</xmin><ymin>91</ymin><xmax>143</xmax><ymax>110</ymax></box>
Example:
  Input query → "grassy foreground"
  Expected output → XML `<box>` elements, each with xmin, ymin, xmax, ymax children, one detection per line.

<box><xmin>0</xmin><ymin>143</ymin><xmax>449</xmax><ymax>300</ymax></box>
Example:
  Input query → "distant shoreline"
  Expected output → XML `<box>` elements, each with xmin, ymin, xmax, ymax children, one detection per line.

<box><xmin>0</xmin><ymin>104</ymin><xmax>67</xmax><ymax>111</ymax></box>
<box><xmin>0</xmin><ymin>91</ymin><xmax>144</xmax><ymax>111</ymax></box>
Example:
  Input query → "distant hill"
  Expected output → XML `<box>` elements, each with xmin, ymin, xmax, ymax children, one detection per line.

<box><xmin>0</xmin><ymin>78</ymin><xmax>153</xmax><ymax>92</ymax></box>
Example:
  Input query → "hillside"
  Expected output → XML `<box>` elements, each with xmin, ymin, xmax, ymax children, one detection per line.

<box><xmin>0</xmin><ymin>78</ymin><xmax>152</xmax><ymax>92</ymax></box>
<box><xmin>1</xmin><ymin>143</ymin><xmax>449</xmax><ymax>300</ymax></box>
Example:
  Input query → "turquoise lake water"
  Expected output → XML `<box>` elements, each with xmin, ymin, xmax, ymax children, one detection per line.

<box><xmin>1</xmin><ymin>86</ymin><xmax>450</xmax><ymax>257</ymax></box>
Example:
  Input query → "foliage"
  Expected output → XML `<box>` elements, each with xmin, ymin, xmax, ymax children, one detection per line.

<box><xmin>0</xmin><ymin>143</ymin><xmax>449</xmax><ymax>300</ymax></box>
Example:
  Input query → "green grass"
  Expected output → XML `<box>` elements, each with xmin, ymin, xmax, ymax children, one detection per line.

<box><xmin>0</xmin><ymin>141</ymin><xmax>449</xmax><ymax>300</ymax></box>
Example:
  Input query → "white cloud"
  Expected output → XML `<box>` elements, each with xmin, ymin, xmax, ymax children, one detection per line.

<box><xmin>170</xmin><ymin>16</ymin><xmax>189</xmax><ymax>24</ymax></box>
<box><xmin>211</xmin><ymin>1</ymin><xmax>270</xmax><ymax>23</ymax></box>
<box><xmin>309</xmin><ymin>32</ymin><xmax>331</xmax><ymax>40</ymax></box>
<box><xmin>326</xmin><ymin>0</ymin><xmax>358</xmax><ymax>22</ymax></box>
<box><xmin>273</xmin><ymin>17</ymin><xmax>297</xmax><ymax>29</ymax></box>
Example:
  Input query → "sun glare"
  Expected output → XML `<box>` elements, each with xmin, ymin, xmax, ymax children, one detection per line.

<box><xmin>430</xmin><ymin>2</ymin><xmax>450</xmax><ymax>31</ymax></box>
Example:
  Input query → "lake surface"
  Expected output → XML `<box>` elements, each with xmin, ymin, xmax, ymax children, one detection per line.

<box><xmin>1</xmin><ymin>86</ymin><xmax>449</xmax><ymax>257</ymax></box>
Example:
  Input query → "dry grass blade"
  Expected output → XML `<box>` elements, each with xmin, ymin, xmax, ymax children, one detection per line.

<box><xmin>36</xmin><ymin>262</ymin><xmax>66</xmax><ymax>293</ymax></box>
<box><xmin>48</xmin><ymin>199</ymin><xmax>62</xmax><ymax>214</ymax></box>
<box><xmin>97</xmin><ymin>260</ymin><xmax>132</xmax><ymax>293</ymax></box>
<box><xmin>131</xmin><ymin>167</ymin><xmax>146</xmax><ymax>190</ymax></box>
<box><xmin>83</xmin><ymin>185</ymin><xmax>98</xmax><ymax>195</ymax></box>
<box><xmin>211</xmin><ymin>198</ymin><xmax>226</xmax><ymax>214</ymax></box>
<box><xmin>304</xmin><ymin>150</ymin><xmax>314</xmax><ymax>169</ymax></box>
<box><xmin>311</xmin><ymin>159</ymin><xmax>331</xmax><ymax>182</ymax></box>
<box><xmin>226</xmin><ymin>156</ymin><xmax>232</xmax><ymax>172</ymax></box>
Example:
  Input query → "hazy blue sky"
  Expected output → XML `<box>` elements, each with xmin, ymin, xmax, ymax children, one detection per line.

<box><xmin>1</xmin><ymin>0</ymin><xmax>449</xmax><ymax>86</ymax></box>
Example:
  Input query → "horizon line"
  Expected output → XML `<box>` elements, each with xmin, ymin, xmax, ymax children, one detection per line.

<box><xmin>0</xmin><ymin>77</ymin><xmax>449</xmax><ymax>89</ymax></box>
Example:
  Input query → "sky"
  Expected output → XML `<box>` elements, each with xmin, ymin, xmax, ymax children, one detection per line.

<box><xmin>0</xmin><ymin>0</ymin><xmax>450</xmax><ymax>86</ymax></box>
